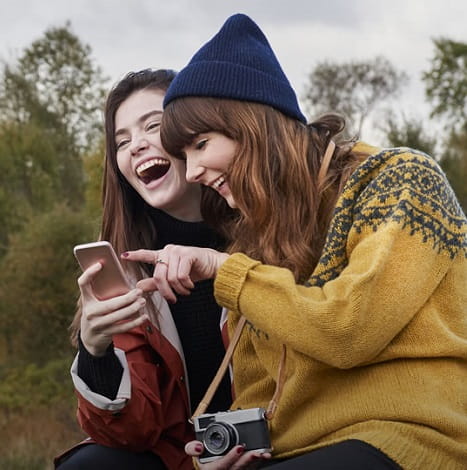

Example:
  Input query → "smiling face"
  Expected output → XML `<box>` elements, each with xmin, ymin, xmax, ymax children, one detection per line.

<box><xmin>184</xmin><ymin>132</ymin><xmax>238</xmax><ymax>208</ymax></box>
<box><xmin>115</xmin><ymin>89</ymin><xmax>202</xmax><ymax>221</ymax></box>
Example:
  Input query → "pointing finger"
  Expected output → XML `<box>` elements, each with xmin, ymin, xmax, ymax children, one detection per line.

<box><xmin>121</xmin><ymin>249</ymin><xmax>160</xmax><ymax>264</ymax></box>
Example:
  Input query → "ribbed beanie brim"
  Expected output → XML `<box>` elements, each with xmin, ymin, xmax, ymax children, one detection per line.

<box><xmin>164</xmin><ymin>13</ymin><xmax>306</xmax><ymax>123</ymax></box>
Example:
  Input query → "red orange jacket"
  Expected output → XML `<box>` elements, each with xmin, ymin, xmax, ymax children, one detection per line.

<box><xmin>70</xmin><ymin>297</ymin><xmax>200</xmax><ymax>470</ymax></box>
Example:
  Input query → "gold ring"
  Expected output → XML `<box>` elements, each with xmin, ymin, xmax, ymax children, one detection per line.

<box><xmin>155</xmin><ymin>258</ymin><xmax>168</xmax><ymax>266</ymax></box>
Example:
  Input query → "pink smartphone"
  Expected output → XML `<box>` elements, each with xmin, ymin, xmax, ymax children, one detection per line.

<box><xmin>73</xmin><ymin>241</ymin><xmax>131</xmax><ymax>300</ymax></box>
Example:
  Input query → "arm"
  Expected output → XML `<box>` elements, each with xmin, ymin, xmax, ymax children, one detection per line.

<box><xmin>75</xmin><ymin>323</ymin><xmax>190</xmax><ymax>452</ymax></box>
<box><xmin>76</xmin><ymin>335</ymin><xmax>123</xmax><ymax>399</ymax></box>
<box><xmin>73</xmin><ymin>262</ymin><xmax>178</xmax><ymax>450</ymax></box>
<box><xmin>124</xmin><ymin>154</ymin><xmax>465</xmax><ymax>369</ymax></box>
<box><xmin>215</xmin><ymin>155</ymin><xmax>465</xmax><ymax>368</ymax></box>
<box><xmin>215</xmin><ymin>223</ymin><xmax>452</xmax><ymax>368</ymax></box>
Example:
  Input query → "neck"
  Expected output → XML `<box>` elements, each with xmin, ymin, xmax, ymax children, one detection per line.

<box><xmin>164</xmin><ymin>205</ymin><xmax>202</xmax><ymax>222</ymax></box>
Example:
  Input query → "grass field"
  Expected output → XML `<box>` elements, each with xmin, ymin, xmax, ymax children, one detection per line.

<box><xmin>0</xmin><ymin>404</ymin><xmax>85</xmax><ymax>470</ymax></box>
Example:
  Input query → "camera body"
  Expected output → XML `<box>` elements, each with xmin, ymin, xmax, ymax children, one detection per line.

<box><xmin>193</xmin><ymin>407</ymin><xmax>272</xmax><ymax>463</ymax></box>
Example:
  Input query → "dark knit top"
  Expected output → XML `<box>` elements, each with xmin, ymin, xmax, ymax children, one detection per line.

<box><xmin>77</xmin><ymin>208</ymin><xmax>231</xmax><ymax>414</ymax></box>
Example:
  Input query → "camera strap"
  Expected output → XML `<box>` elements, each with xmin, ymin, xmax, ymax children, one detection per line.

<box><xmin>191</xmin><ymin>315</ymin><xmax>287</xmax><ymax>422</ymax></box>
<box><xmin>317</xmin><ymin>139</ymin><xmax>336</xmax><ymax>192</ymax></box>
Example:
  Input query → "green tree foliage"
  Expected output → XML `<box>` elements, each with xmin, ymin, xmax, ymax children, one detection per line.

<box><xmin>382</xmin><ymin>113</ymin><xmax>437</xmax><ymax>156</ymax></box>
<box><xmin>0</xmin><ymin>22</ymin><xmax>108</xmax><ymax>153</ymax></box>
<box><xmin>83</xmin><ymin>138</ymin><xmax>105</xmax><ymax>224</ymax></box>
<box><xmin>0</xmin><ymin>358</ymin><xmax>74</xmax><ymax>412</ymax></box>
<box><xmin>439</xmin><ymin>128</ymin><xmax>467</xmax><ymax>214</ymax></box>
<box><xmin>423</xmin><ymin>38</ymin><xmax>467</xmax><ymax>213</ymax></box>
<box><xmin>0</xmin><ymin>23</ymin><xmax>107</xmax><ymax>254</ymax></box>
<box><xmin>423</xmin><ymin>38</ymin><xmax>467</xmax><ymax>126</ymax></box>
<box><xmin>0</xmin><ymin>24</ymin><xmax>108</xmax><ymax>464</ymax></box>
<box><xmin>0</xmin><ymin>120</ymin><xmax>69</xmax><ymax>252</ymax></box>
<box><xmin>302</xmin><ymin>56</ymin><xmax>408</xmax><ymax>137</ymax></box>
<box><xmin>0</xmin><ymin>204</ymin><xmax>97</xmax><ymax>365</ymax></box>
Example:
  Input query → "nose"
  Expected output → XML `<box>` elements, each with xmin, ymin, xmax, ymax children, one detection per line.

<box><xmin>185</xmin><ymin>156</ymin><xmax>204</xmax><ymax>183</ymax></box>
<box><xmin>129</xmin><ymin>134</ymin><xmax>149</xmax><ymax>156</ymax></box>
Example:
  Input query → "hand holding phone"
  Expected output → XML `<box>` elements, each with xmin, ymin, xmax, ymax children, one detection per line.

<box><xmin>74</xmin><ymin>241</ymin><xmax>131</xmax><ymax>300</ymax></box>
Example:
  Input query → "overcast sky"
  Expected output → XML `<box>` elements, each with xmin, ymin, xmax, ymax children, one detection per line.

<box><xmin>1</xmin><ymin>0</ymin><xmax>466</xmax><ymax>144</ymax></box>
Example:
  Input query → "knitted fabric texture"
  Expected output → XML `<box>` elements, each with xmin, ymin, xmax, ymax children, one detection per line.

<box><xmin>214</xmin><ymin>143</ymin><xmax>467</xmax><ymax>469</ymax></box>
<box><xmin>163</xmin><ymin>13</ymin><xmax>306</xmax><ymax>123</ymax></box>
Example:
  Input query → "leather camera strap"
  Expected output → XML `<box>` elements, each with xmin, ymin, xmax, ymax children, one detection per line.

<box><xmin>191</xmin><ymin>315</ymin><xmax>287</xmax><ymax>422</ymax></box>
<box><xmin>317</xmin><ymin>140</ymin><xmax>336</xmax><ymax>191</ymax></box>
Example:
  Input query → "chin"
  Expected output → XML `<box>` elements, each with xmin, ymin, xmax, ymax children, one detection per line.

<box><xmin>225</xmin><ymin>196</ymin><xmax>237</xmax><ymax>209</ymax></box>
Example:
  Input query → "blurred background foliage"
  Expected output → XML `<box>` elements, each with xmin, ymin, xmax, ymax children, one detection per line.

<box><xmin>0</xmin><ymin>22</ymin><xmax>465</xmax><ymax>470</ymax></box>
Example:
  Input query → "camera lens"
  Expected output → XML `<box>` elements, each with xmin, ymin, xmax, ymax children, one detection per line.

<box><xmin>203</xmin><ymin>422</ymin><xmax>239</xmax><ymax>455</ymax></box>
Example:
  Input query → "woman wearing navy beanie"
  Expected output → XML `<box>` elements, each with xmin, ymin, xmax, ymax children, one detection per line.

<box><xmin>126</xmin><ymin>13</ymin><xmax>467</xmax><ymax>470</ymax></box>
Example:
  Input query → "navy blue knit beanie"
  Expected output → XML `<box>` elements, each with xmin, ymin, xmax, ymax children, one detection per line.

<box><xmin>163</xmin><ymin>13</ymin><xmax>306</xmax><ymax>123</ymax></box>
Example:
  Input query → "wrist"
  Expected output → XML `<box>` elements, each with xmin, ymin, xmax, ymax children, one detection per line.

<box><xmin>216</xmin><ymin>252</ymin><xmax>230</xmax><ymax>274</ymax></box>
<box><xmin>79</xmin><ymin>334</ymin><xmax>108</xmax><ymax>358</ymax></box>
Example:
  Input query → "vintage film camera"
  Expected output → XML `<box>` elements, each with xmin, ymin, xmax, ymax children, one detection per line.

<box><xmin>193</xmin><ymin>407</ymin><xmax>272</xmax><ymax>463</ymax></box>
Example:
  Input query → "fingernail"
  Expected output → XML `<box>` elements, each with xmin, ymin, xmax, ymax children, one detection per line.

<box><xmin>121</xmin><ymin>252</ymin><xmax>129</xmax><ymax>258</ymax></box>
<box><xmin>194</xmin><ymin>444</ymin><xmax>203</xmax><ymax>453</ymax></box>
<box><xmin>236</xmin><ymin>446</ymin><xmax>245</xmax><ymax>455</ymax></box>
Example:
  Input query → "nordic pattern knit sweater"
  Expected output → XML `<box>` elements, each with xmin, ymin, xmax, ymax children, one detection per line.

<box><xmin>214</xmin><ymin>143</ymin><xmax>467</xmax><ymax>469</ymax></box>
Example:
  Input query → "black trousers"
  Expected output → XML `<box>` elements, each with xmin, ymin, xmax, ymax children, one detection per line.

<box><xmin>55</xmin><ymin>443</ymin><xmax>167</xmax><ymax>470</ymax></box>
<box><xmin>56</xmin><ymin>439</ymin><xmax>401</xmax><ymax>470</ymax></box>
<box><xmin>262</xmin><ymin>440</ymin><xmax>402</xmax><ymax>469</ymax></box>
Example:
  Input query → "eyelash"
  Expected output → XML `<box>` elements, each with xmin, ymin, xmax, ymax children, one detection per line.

<box><xmin>195</xmin><ymin>138</ymin><xmax>208</xmax><ymax>150</ymax></box>
<box><xmin>116</xmin><ymin>139</ymin><xmax>129</xmax><ymax>150</ymax></box>
<box><xmin>146</xmin><ymin>122</ymin><xmax>160</xmax><ymax>131</ymax></box>
<box><xmin>115</xmin><ymin>122</ymin><xmax>160</xmax><ymax>150</ymax></box>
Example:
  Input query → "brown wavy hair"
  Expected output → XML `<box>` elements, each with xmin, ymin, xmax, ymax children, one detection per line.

<box><xmin>70</xmin><ymin>69</ymin><xmax>178</xmax><ymax>346</ymax></box>
<box><xmin>162</xmin><ymin>98</ymin><xmax>365</xmax><ymax>282</ymax></box>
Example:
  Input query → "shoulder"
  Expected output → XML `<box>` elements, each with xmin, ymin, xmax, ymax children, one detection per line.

<box><xmin>344</xmin><ymin>144</ymin><xmax>452</xmax><ymax>203</ymax></box>
<box><xmin>351</xmin><ymin>143</ymin><xmax>441</xmax><ymax>180</ymax></box>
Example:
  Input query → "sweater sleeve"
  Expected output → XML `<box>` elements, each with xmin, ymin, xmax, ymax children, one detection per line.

<box><xmin>77</xmin><ymin>334</ymin><xmax>123</xmax><ymax>400</ymax></box>
<box><xmin>214</xmin><ymin>153</ymin><xmax>466</xmax><ymax>368</ymax></box>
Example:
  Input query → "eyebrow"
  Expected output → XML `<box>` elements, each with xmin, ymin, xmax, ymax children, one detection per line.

<box><xmin>114</xmin><ymin>110</ymin><xmax>163</xmax><ymax>138</ymax></box>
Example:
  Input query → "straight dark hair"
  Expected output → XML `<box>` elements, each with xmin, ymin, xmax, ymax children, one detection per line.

<box><xmin>70</xmin><ymin>69</ymin><xmax>177</xmax><ymax>346</ymax></box>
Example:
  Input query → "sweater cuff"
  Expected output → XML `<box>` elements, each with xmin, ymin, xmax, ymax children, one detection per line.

<box><xmin>77</xmin><ymin>333</ymin><xmax>123</xmax><ymax>399</ymax></box>
<box><xmin>214</xmin><ymin>253</ymin><xmax>261</xmax><ymax>312</ymax></box>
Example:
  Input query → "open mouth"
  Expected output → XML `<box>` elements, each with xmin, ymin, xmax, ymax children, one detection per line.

<box><xmin>136</xmin><ymin>158</ymin><xmax>171</xmax><ymax>184</ymax></box>
<box><xmin>211</xmin><ymin>175</ymin><xmax>226</xmax><ymax>190</ymax></box>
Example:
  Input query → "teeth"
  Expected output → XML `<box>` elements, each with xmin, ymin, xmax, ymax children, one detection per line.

<box><xmin>212</xmin><ymin>176</ymin><xmax>225</xmax><ymax>189</ymax></box>
<box><xmin>136</xmin><ymin>158</ymin><xmax>169</xmax><ymax>176</ymax></box>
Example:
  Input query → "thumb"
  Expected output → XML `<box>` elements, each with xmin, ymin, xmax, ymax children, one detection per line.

<box><xmin>135</xmin><ymin>277</ymin><xmax>159</xmax><ymax>293</ymax></box>
<box><xmin>185</xmin><ymin>440</ymin><xmax>204</xmax><ymax>457</ymax></box>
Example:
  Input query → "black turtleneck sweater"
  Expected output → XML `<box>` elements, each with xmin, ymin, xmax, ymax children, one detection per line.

<box><xmin>77</xmin><ymin>209</ymin><xmax>231</xmax><ymax>414</ymax></box>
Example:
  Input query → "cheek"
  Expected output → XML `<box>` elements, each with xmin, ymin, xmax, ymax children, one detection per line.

<box><xmin>116</xmin><ymin>153</ymin><xmax>130</xmax><ymax>178</ymax></box>
<box><xmin>170</xmin><ymin>159</ymin><xmax>188</xmax><ymax>180</ymax></box>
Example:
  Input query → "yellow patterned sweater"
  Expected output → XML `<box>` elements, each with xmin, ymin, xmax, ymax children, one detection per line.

<box><xmin>214</xmin><ymin>143</ymin><xmax>467</xmax><ymax>469</ymax></box>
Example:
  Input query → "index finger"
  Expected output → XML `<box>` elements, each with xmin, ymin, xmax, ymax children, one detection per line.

<box><xmin>121</xmin><ymin>249</ymin><xmax>159</xmax><ymax>265</ymax></box>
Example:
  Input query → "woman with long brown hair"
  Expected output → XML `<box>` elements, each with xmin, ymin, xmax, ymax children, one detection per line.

<box><xmin>56</xmin><ymin>69</ymin><xmax>231</xmax><ymax>470</ymax></box>
<box><xmin>125</xmin><ymin>14</ymin><xmax>467</xmax><ymax>470</ymax></box>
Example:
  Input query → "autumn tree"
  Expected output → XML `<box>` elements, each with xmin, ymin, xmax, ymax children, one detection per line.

<box><xmin>302</xmin><ymin>56</ymin><xmax>408</xmax><ymax>137</ymax></box>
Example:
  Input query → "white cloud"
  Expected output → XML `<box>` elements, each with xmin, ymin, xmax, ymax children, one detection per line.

<box><xmin>1</xmin><ymin>0</ymin><xmax>466</xmax><ymax>145</ymax></box>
